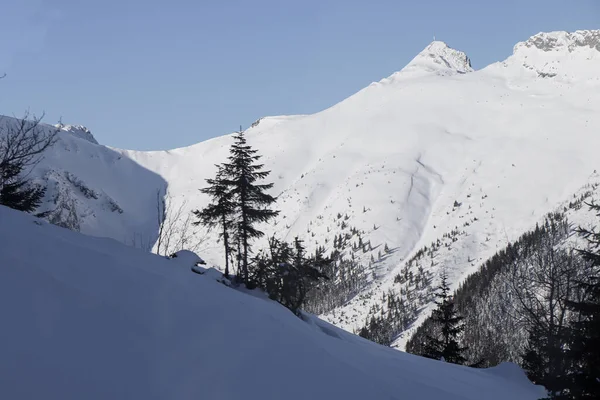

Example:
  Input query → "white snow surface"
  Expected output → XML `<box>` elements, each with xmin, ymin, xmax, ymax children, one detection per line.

<box><xmin>4</xmin><ymin>29</ymin><xmax>600</xmax><ymax>346</ymax></box>
<box><xmin>169</xmin><ymin>249</ymin><xmax>206</xmax><ymax>265</ymax></box>
<box><xmin>0</xmin><ymin>206</ymin><xmax>545</xmax><ymax>399</ymax></box>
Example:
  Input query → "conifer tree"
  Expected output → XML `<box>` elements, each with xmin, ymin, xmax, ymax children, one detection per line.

<box><xmin>521</xmin><ymin>318</ymin><xmax>570</xmax><ymax>398</ymax></box>
<box><xmin>222</xmin><ymin>128</ymin><xmax>279</xmax><ymax>283</ymax></box>
<box><xmin>0</xmin><ymin>113</ymin><xmax>56</xmax><ymax>213</ymax></box>
<box><xmin>422</xmin><ymin>270</ymin><xmax>468</xmax><ymax>365</ymax></box>
<box><xmin>249</xmin><ymin>236</ymin><xmax>329</xmax><ymax>315</ymax></box>
<box><xmin>521</xmin><ymin>324</ymin><xmax>554</xmax><ymax>391</ymax></box>
<box><xmin>193</xmin><ymin>165</ymin><xmax>236</xmax><ymax>277</ymax></box>
<box><xmin>559</xmin><ymin>203</ymin><xmax>600</xmax><ymax>399</ymax></box>
<box><xmin>565</xmin><ymin>274</ymin><xmax>600</xmax><ymax>399</ymax></box>
<box><xmin>0</xmin><ymin>161</ymin><xmax>46</xmax><ymax>212</ymax></box>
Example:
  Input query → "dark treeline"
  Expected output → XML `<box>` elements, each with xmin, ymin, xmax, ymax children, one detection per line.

<box><xmin>407</xmin><ymin>211</ymin><xmax>571</xmax><ymax>365</ymax></box>
<box><xmin>406</xmin><ymin>197</ymin><xmax>600</xmax><ymax>399</ymax></box>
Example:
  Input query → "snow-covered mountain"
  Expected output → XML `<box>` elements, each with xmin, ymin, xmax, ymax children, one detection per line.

<box><xmin>7</xmin><ymin>29</ymin><xmax>600</xmax><ymax>347</ymax></box>
<box><xmin>0</xmin><ymin>205</ymin><xmax>545</xmax><ymax>399</ymax></box>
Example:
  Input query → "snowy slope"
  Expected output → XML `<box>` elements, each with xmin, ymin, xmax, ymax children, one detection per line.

<box><xmin>0</xmin><ymin>205</ymin><xmax>544</xmax><ymax>399</ymax></box>
<box><xmin>5</xmin><ymin>29</ymin><xmax>600</xmax><ymax>346</ymax></box>
<box><xmin>0</xmin><ymin>117</ymin><xmax>166</xmax><ymax>246</ymax></box>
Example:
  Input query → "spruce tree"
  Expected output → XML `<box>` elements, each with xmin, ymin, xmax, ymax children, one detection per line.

<box><xmin>222</xmin><ymin>128</ymin><xmax>278</xmax><ymax>283</ymax></box>
<box><xmin>521</xmin><ymin>318</ymin><xmax>571</xmax><ymax>398</ymax></box>
<box><xmin>193</xmin><ymin>165</ymin><xmax>236</xmax><ymax>277</ymax></box>
<box><xmin>565</xmin><ymin>274</ymin><xmax>600</xmax><ymax>399</ymax></box>
<box><xmin>0</xmin><ymin>114</ymin><xmax>56</xmax><ymax>214</ymax></box>
<box><xmin>522</xmin><ymin>324</ymin><xmax>553</xmax><ymax>389</ymax></box>
<box><xmin>0</xmin><ymin>161</ymin><xmax>46</xmax><ymax>212</ymax></box>
<box><xmin>561</xmin><ymin>203</ymin><xmax>600</xmax><ymax>399</ymax></box>
<box><xmin>249</xmin><ymin>236</ymin><xmax>329</xmax><ymax>315</ymax></box>
<box><xmin>422</xmin><ymin>270</ymin><xmax>468</xmax><ymax>365</ymax></box>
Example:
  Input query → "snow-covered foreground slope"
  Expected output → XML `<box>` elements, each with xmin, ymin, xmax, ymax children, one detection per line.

<box><xmin>0</xmin><ymin>206</ymin><xmax>544</xmax><ymax>400</ymax></box>
<box><xmin>6</xmin><ymin>29</ymin><xmax>600</xmax><ymax>346</ymax></box>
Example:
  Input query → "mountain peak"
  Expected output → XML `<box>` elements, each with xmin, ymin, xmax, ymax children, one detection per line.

<box><xmin>516</xmin><ymin>30</ymin><xmax>600</xmax><ymax>54</ymax></box>
<box><xmin>57</xmin><ymin>124</ymin><xmax>99</xmax><ymax>145</ymax></box>
<box><xmin>503</xmin><ymin>30</ymin><xmax>600</xmax><ymax>81</ymax></box>
<box><xmin>401</xmin><ymin>41</ymin><xmax>473</xmax><ymax>76</ymax></box>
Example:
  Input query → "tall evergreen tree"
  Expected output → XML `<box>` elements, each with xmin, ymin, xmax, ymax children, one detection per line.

<box><xmin>521</xmin><ymin>323</ymin><xmax>566</xmax><ymax>397</ymax></box>
<box><xmin>421</xmin><ymin>270</ymin><xmax>468</xmax><ymax>365</ymax></box>
<box><xmin>560</xmin><ymin>203</ymin><xmax>600</xmax><ymax>399</ymax></box>
<box><xmin>222</xmin><ymin>128</ymin><xmax>278</xmax><ymax>283</ymax></box>
<box><xmin>193</xmin><ymin>165</ymin><xmax>236</xmax><ymax>277</ymax></box>
<box><xmin>565</xmin><ymin>275</ymin><xmax>600</xmax><ymax>399</ymax></box>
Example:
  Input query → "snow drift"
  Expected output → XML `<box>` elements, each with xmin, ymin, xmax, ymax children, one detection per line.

<box><xmin>0</xmin><ymin>206</ymin><xmax>544</xmax><ymax>399</ymax></box>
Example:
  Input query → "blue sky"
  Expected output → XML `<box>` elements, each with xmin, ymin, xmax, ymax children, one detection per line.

<box><xmin>1</xmin><ymin>0</ymin><xmax>598</xmax><ymax>150</ymax></box>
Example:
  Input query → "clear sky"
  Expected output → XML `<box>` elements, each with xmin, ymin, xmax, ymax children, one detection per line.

<box><xmin>1</xmin><ymin>0</ymin><xmax>598</xmax><ymax>150</ymax></box>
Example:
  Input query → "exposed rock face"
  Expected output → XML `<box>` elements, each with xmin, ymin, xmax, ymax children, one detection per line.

<box><xmin>57</xmin><ymin>124</ymin><xmax>99</xmax><ymax>145</ymax></box>
<box><xmin>502</xmin><ymin>30</ymin><xmax>600</xmax><ymax>82</ymax></box>
<box><xmin>519</xmin><ymin>30</ymin><xmax>600</xmax><ymax>53</ymax></box>
<box><xmin>400</xmin><ymin>41</ymin><xmax>473</xmax><ymax>76</ymax></box>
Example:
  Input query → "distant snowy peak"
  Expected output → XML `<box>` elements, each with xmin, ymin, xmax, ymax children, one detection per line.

<box><xmin>504</xmin><ymin>30</ymin><xmax>600</xmax><ymax>81</ymax></box>
<box><xmin>400</xmin><ymin>41</ymin><xmax>473</xmax><ymax>76</ymax></box>
<box><xmin>56</xmin><ymin>124</ymin><xmax>99</xmax><ymax>145</ymax></box>
<box><xmin>517</xmin><ymin>30</ymin><xmax>600</xmax><ymax>53</ymax></box>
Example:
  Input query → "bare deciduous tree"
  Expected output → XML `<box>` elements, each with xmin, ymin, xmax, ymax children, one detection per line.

<box><xmin>508</xmin><ymin>223</ymin><xmax>590</xmax><ymax>388</ymax></box>
<box><xmin>510</xmin><ymin>246</ymin><xmax>580</xmax><ymax>333</ymax></box>
<box><xmin>0</xmin><ymin>112</ymin><xmax>57</xmax><ymax>174</ymax></box>
<box><xmin>154</xmin><ymin>188</ymin><xmax>208</xmax><ymax>256</ymax></box>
